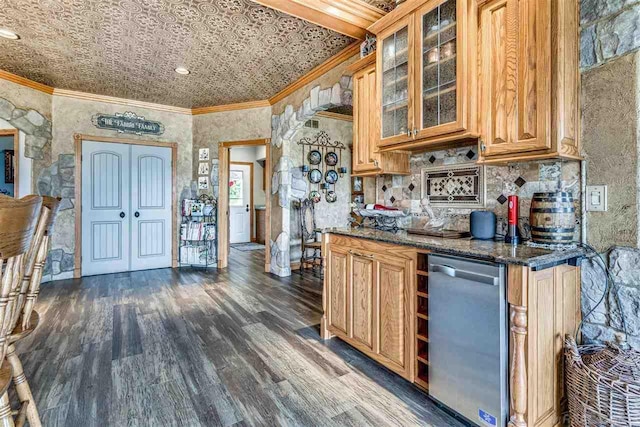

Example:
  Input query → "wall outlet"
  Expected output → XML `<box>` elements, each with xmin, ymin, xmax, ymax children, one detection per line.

<box><xmin>586</xmin><ymin>185</ymin><xmax>607</xmax><ymax>212</ymax></box>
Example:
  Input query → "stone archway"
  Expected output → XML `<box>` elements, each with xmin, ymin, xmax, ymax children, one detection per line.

<box><xmin>268</xmin><ymin>75</ymin><xmax>352</xmax><ymax>277</ymax></box>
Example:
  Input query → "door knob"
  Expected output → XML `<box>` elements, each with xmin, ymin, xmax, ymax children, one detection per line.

<box><xmin>119</xmin><ymin>212</ymin><xmax>125</xmax><ymax>218</ymax></box>
<box><xmin>134</xmin><ymin>211</ymin><xmax>140</xmax><ymax>218</ymax></box>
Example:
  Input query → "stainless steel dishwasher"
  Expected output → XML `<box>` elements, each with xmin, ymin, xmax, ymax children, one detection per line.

<box><xmin>428</xmin><ymin>255</ymin><xmax>508</xmax><ymax>427</ymax></box>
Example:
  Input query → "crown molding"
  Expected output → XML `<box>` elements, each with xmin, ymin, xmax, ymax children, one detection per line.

<box><xmin>269</xmin><ymin>41</ymin><xmax>360</xmax><ymax>105</ymax></box>
<box><xmin>253</xmin><ymin>0</ymin><xmax>385</xmax><ymax>39</ymax></box>
<box><xmin>191</xmin><ymin>100</ymin><xmax>271</xmax><ymax>115</ymax></box>
<box><xmin>0</xmin><ymin>70</ymin><xmax>54</xmax><ymax>95</ymax></box>
<box><xmin>53</xmin><ymin>89</ymin><xmax>192</xmax><ymax>114</ymax></box>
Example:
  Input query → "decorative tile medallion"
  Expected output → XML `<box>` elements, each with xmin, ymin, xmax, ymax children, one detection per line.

<box><xmin>421</xmin><ymin>163</ymin><xmax>485</xmax><ymax>208</ymax></box>
<box><xmin>514</xmin><ymin>176</ymin><xmax>526</xmax><ymax>187</ymax></box>
<box><xmin>497</xmin><ymin>194</ymin><xmax>508</xmax><ymax>205</ymax></box>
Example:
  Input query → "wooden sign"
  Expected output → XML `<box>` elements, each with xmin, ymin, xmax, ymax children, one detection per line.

<box><xmin>92</xmin><ymin>111</ymin><xmax>165</xmax><ymax>136</ymax></box>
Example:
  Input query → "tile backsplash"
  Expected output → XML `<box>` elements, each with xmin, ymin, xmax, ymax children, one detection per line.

<box><xmin>376</xmin><ymin>146</ymin><xmax>582</xmax><ymax>239</ymax></box>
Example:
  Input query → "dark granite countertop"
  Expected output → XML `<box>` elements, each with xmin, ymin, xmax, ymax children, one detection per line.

<box><xmin>326</xmin><ymin>227</ymin><xmax>586</xmax><ymax>269</ymax></box>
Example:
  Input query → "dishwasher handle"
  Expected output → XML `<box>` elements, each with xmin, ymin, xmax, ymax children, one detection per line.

<box><xmin>431</xmin><ymin>264</ymin><xmax>499</xmax><ymax>286</ymax></box>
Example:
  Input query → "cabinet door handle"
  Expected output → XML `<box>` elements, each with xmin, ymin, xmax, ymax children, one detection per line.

<box><xmin>373</xmin><ymin>159</ymin><xmax>379</xmax><ymax>167</ymax></box>
<box><xmin>407</xmin><ymin>129</ymin><xmax>412</xmax><ymax>137</ymax></box>
<box><xmin>349</xmin><ymin>250</ymin><xmax>374</xmax><ymax>259</ymax></box>
<box><xmin>412</xmin><ymin>128</ymin><xmax>418</xmax><ymax>137</ymax></box>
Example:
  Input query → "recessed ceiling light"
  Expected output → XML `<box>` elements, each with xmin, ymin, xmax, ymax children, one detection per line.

<box><xmin>175</xmin><ymin>67</ymin><xmax>190</xmax><ymax>75</ymax></box>
<box><xmin>0</xmin><ymin>29</ymin><xmax>20</xmax><ymax>40</ymax></box>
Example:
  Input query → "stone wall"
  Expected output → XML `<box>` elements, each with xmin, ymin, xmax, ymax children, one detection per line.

<box><xmin>269</xmin><ymin>66</ymin><xmax>353</xmax><ymax>276</ymax></box>
<box><xmin>289</xmin><ymin>116</ymin><xmax>353</xmax><ymax>264</ymax></box>
<box><xmin>578</xmin><ymin>0</ymin><xmax>640</xmax><ymax>347</ymax></box>
<box><xmin>582</xmin><ymin>247</ymin><xmax>640</xmax><ymax>350</ymax></box>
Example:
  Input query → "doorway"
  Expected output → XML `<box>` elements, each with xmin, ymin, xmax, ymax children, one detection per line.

<box><xmin>218</xmin><ymin>139</ymin><xmax>270</xmax><ymax>271</ymax></box>
<box><xmin>229</xmin><ymin>162</ymin><xmax>253</xmax><ymax>244</ymax></box>
<box><xmin>75</xmin><ymin>135</ymin><xmax>178</xmax><ymax>277</ymax></box>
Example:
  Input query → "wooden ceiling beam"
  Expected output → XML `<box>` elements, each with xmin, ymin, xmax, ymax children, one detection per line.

<box><xmin>252</xmin><ymin>0</ymin><xmax>385</xmax><ymax>39</ymax></box>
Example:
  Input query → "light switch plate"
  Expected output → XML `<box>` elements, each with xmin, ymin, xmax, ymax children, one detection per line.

<box><xmin>586</xmin><ymin>185</ymin><xmax>607</xmax><ymax>212</ymax></box>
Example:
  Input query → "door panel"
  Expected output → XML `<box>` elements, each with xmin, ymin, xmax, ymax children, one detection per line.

<box><xmin>353</xmin><ymin>66</ymin><xmax>378</xmax><ymax>173</ymax></box>
<box><xmin>229</xmin><ymin>164</ymin><xmax>251</xmax><ymax>244</ymax></box>
<box><xmin>82</xmin><ymin>141</ymin><xmax>130</xmax><ymax>276</ymax></box>
<box><xmin>351</xmin><ymin>255</ymin><xmax>375</xmax><ymax>350</ymax></box>
<box><xmin>377</xmin><ymin>16</ymin><xmax>414</xmax><ymax>147</ymax></box>
<box><xmin>377</xmin><ymin>257</ymin><xmax>409</xmax><ymax>371</ymax></box>
<box><xmin>130</xmin><ymin>145</ymin><xmax>172</xmax><ymax>271</ymax></box>
<box><xmin>328</xmin><ymin>246</ymin><xmax>349</xmax><ymax>336</ymax></box>
<box><xmin>479</xmin><ymin>0</ymin><xmax>551</xmax><ymax>157</ymax></box>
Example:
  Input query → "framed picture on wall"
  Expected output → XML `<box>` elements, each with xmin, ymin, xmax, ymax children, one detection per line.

<box><xmin>198</xmin><ymin>162</ymin><xmax>210</xmax><ymax>176</ymax></box>
<box><xmin>351</xmin><ymin>176</ymin><xmax>363</xmax><ymax>193</ymax></box>
<box><xmin>198</xmin><ymin>148</ymin><xmax>210</xmax><ymax>161</ymax></box>
<box><xmin>198</xmin><ymin>177</ymin><xmax>209</xmax><ymax>190</ymax></box>
<box><xmin>4</xmin><ymin>150</ymin><xmax>14</xmax><ymax>184</ymax></box>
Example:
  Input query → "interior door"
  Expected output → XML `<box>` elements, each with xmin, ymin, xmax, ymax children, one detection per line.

<box><xmin>130</xmin><ymin>144</ymin><xmax>172</xmax><ymax>271</ymax></box>
<box><xmin>229</xmin><ymin>163</ymin><xmax>251</xmax><ymax>244</ymax></box>
<box><xmin>82</xmin><ymin>141</ymin><xmax>130</xmax><ymax>276</ymax></box>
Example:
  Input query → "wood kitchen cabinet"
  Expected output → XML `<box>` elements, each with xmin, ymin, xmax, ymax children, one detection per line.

<box><xmin>477</xmin><ymin>0</ymin><xmax>580</xmax><ymax>163</ymax></box>
<box><xmin>322</xmin><ymin>235</ymin><xmax>415</xmax><ymax>380</ymax></box>
<box><xmin>368</xmin><ymin>0</ymin><xmax>479</xmax><ymax>152</ymax></box>
<box><xmin>348</xmin><ymin>53</ymin><xmax>410</xmax><ymax>177</ymax></box>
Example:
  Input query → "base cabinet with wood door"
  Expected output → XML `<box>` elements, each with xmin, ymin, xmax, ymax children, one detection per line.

<box><xmin>477</xmin><ymin>0</ymin><xmax>580</xmax><ymax>163</ymax></box>
<box><xmin>322</xmin><ymin>235</ymin><xmax>415</xmax><ymax>380</ymax></box>
<box><xmin>322</xmin><ymin>232</ymin><xmax>581</xmax><ymax>427</ymax></box>
<box><xmin>347</xmin><ymin>53</ymin><xmax>410</xmax><ymax>177</ymax></box>
<box><xmin>367</xmin><ymin>0</ymin><xmax>479</xmax><ymax>152</ymax></box>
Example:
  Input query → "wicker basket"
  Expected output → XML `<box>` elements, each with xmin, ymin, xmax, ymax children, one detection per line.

<box><xmin>565</xmin><ymin>335</ymin><xmax>640</xmax><ymax>426</ymax></box>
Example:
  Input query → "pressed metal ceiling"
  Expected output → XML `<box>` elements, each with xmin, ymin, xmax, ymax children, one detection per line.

<box><xmin>361</xmin><ymin>0</ymin><xmax>396</xmax><ymax>13</ymax></box>
<box><xmin>0</xmin><ymin>0</ymin><xmax>359</xmax><ymax>108</ymax></box>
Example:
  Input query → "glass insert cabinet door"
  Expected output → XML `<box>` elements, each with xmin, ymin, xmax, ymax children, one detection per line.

<box><xmin>379</xmin><ymin>17</ymin><xmax>413</xmax><ymax>142</ymax></box>
<box><xmin>418</xmin><ymin>0</ymin><xmax>459</xmax><ymax>129</ymax></box>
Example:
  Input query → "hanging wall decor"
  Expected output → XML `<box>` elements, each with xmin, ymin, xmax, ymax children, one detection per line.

<box><xmin>309</xmin><ymin>169</ymin><xmax>322</xmax><ymax>184</ymax></box>
<box><xmin>298</xmin><ymin>130</ymin><xmax>346</xmax><ymax>203</ymax></box>
<box><xmin>92</xmin><ymin>111</ymin><xmax>165</xmax><ymax>136</ymax></box>
<box><xmin>325</xmin><ymin>151</ymin><xmax>338</xmax><ymax>166</ymax></box>
<box><xmin>308</xmin><ymin>149</ymin><xmax>322</xmax><ymax>165</ymax></box>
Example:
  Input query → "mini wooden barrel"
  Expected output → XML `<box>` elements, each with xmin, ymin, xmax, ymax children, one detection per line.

<box><xmin>529</xmin><ymin>192</ymin><xmax>575</xmax><ymax>244</ymax></box>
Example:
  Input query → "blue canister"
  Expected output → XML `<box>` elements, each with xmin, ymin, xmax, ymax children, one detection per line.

<box><xmin>470</xmin><ymin>211</ymin><xmax>496</xmax><ymax>240</ymax></box>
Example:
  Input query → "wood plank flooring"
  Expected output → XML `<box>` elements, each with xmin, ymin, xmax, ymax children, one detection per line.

<box><xmin>15</xmin><ymin>248</ymin><xmax>465</xmax><ymax>427</ymax></box>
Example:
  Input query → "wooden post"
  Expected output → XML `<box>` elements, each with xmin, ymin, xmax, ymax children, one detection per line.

<box><xmin>509</xmin><ymin>305</ymin><xmax>528</xmax><ymax>427</ymax></box>
<box><xmin>508</xmin><ymin>264</ymin><xmax>528</xmax><ymax>427</ymax></box>
<box><xmin>320</xmin><ymin>233</ymin><xmax>333</xmax><ymax>340</ymax></box>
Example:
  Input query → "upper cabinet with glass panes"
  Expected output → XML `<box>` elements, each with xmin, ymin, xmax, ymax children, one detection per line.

<box><xmin>369</xmin><ymin>0</ymin><xmax>478</xmax><ymax>151</ymax></box>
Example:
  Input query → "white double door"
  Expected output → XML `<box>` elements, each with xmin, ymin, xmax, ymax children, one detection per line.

<box><xmin>82</xmin><ymin>141</ymin><xmax>172</xmax><ymax>276</ymax></box>
<box><xmin>229</xmin><ymin>163</ymin><xmax>251</xmax><ymax>244</ymax></box>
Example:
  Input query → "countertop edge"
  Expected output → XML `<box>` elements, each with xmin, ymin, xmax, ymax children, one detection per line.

<box><xmin>325</xmin><ymin>229</ymin><xmax>586</xmax><ymax>268</ymax></box>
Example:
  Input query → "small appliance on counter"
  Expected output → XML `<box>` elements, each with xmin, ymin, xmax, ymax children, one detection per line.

<box><xmin>505</xmin><ymin>195</ymin><xmax>520</xmax><ymax>244</ymax></box>
<box><xmin>470</xmin><ymin>211</ymin><xmax>496</xmax><ymax>240</ymax></box>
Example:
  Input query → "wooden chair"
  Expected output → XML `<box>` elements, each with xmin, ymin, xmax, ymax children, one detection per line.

<box><xmin>0</xmin><ymin>195</ymin><xmax>42</xmax><ymax>427</ymax></box>
<box><xmin>299</xmin><ymin>198</ymin><xmax>322</xmax><ymax>272</ymax></box>
<box><xmin>6</xmin><ymin>196</ymin><xmax>59</xmax><ymax>427</ymax></box>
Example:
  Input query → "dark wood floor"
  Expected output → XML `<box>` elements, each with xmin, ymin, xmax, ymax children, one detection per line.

<box><xmin>16</xmin><ymin>248</ymin><xmax>464</xmax><ymax>427</ymax></box>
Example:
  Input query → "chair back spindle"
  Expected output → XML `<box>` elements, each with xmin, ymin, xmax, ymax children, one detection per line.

<box><xmin>20</xmin><ymin>196</ymin><xmax>61</xmax><ymax>330</ymax></box>
<box><xmin>0</xmin><ymin>195</ymin><xmax>42</xmax><ymax>362</ymax></box>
